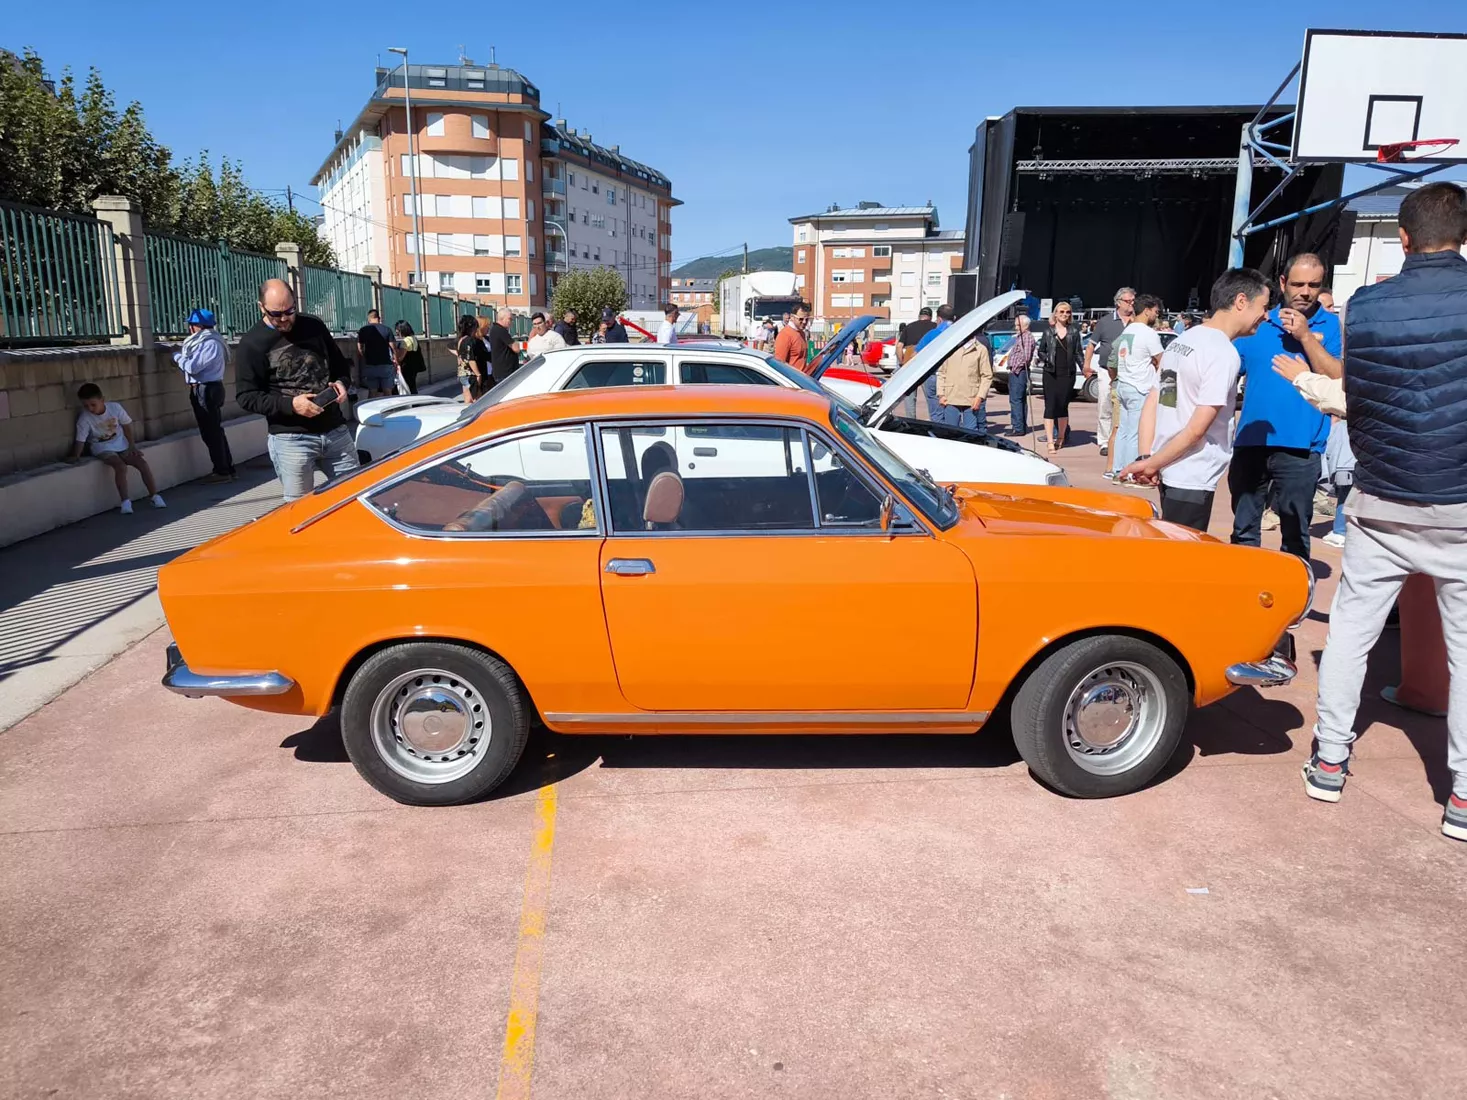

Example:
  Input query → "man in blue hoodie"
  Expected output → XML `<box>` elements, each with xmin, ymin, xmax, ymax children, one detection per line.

<box><xmin>173</xmin><ymin>307</ymin><xmax>235</xmax><ymax>482</ymax></box>
<box><xmin>1228</xmin><ymin>253</ymin><xmax>1340</xmax><ymax>559</ymax></box>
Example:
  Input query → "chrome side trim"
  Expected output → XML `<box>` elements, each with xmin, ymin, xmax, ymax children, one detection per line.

<box><xmin>543</xmin><ymin>710</ymin><xmax>991</xmax><ymax>727</ymax></box>
<box><xmin>163</xmin><ymin>660</ymin><xmax>295</xmax><ymax>699</ymax></box>
<box><xmin>1225</xmin><ymin>655</ymin><xmax>1297</xmax><ymax>688</ymax></box>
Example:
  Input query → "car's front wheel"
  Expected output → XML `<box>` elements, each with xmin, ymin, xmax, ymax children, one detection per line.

<box><xmin>1082</xmin><ymin>375</ymin><xmax>1100</xmax><ymax>403</ymax></box>
<box><xmin>1009</xmin><ymin>635</ymin><xmax>1188</xmax><ymax>797</ymax></box>
<box><xmin>341</xmin><ymin>642</ymin><xmax>529</xmax><ymax>806</ymax></box>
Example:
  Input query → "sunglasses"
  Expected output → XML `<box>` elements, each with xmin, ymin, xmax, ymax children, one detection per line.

<box><xmin>263</xmin><ymin>305</ymin><xmax>297</xmax><ymax>320</ymax></box>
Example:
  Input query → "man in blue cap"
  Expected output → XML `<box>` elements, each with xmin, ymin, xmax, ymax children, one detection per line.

<box><xmin>173</xmin><ymin>307</ymin><xmax>235</xmax><ymax>482</ymax></box>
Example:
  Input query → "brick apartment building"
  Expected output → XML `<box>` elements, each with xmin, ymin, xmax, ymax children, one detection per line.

<box><xmin>669</xmin><ymin>276</ymin><xmax>716</xmax><ymax>308</ymax></box>
<box><xmin>311</xmin><ymin>62</ymin><xmax>677</xmax><ymax>311</ymax></box>
<box><xmin>789</xmin><ymin>204</ymin><xmax>964</xmax><ymax>326</ymax></box>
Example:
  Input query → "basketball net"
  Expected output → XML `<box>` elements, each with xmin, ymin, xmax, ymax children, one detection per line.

<box><xmin>1376</xmin><ymin>138</ymin><xmax>1460</xmax><ymax>163</ymax></box>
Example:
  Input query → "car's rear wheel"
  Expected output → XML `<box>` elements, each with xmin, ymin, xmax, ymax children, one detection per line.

<box><xmin>341</xmin><ymin>642</ymin><xmax>529</xmax><ymax>806</ymax></box>
<box><xmin>1082</xmin><ymin>375</ymin><xmax>1100</xmax><ymax>403</ymax></box>
<box><xmin>1009</xmin><ymin>635</ymin><xmax>1188</xmax><ymax>797</ymax></box>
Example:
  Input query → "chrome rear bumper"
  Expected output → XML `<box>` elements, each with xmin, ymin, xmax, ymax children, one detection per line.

<box><xmin>163</xmin><ymin>643</ymin><xmax>295</xmax><ymax>699</ymax></box>
<box><xmin>1226</xmin><ymin>633</ymin><xmax>1298</xmax><ymax>688</ymax></box>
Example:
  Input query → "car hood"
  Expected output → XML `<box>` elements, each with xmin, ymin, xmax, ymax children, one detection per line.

<box><xmin>955</xmin><ymin>485</ymin><xmax>1206</xmax><ymax>539</ymax></box>
<box><xmin>810</xmin><ymin>315</ymin><xmax>878</xmax><ymax>379</ymax></box>
<box><xmin>865</xmin><ymin>290</ymin><xmax>1026</xmax><ymax>426</ymax></box>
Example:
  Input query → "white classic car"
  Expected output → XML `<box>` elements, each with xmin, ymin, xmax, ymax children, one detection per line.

<box><xmin>354</xmin><ymin>291</ymin><xmax>1068</xmax><ymax>488</ymax></box>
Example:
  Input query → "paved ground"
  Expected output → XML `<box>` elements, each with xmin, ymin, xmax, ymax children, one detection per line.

<box><xmin>2</xmin><ymin>396</ymin><xmax>1462</xmax><ymax>1100</ymax></box>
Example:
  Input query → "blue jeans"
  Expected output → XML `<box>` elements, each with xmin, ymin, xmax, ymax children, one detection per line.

<box><xmin>267</xmin><ymin>425</ymin><xmax>360</xmax><ymax>501</ymax></box>
<box><xmin>1009</xmin><ymin>369</ymin><xmax>1029</xmax><ymax>434</ymax></box>
<box><xmin>1114</xmin><ymin>381</ymin><xmax>1148</xmax><ymax>470</ymax></box>
<box><xmin>942</xmin><ymin>404</ymin><xmax>981</xmax><ymax>431</ymax></box>
<box><xmin>922</xmin><ymin>372</ymin><xmax>940</xmax><ymax>421</ymax></box>
<box><xmin>1333</xmin><ymin>483</ymin><xmax>1350</xmax><ymax>536</ymax></box>
<box><xmin>1227</xmin><ymin>445</ymin><xmax>1322</xmax><ymax>560</ymax></box>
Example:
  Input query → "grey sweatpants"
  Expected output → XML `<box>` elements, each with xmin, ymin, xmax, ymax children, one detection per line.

<box><xmin>1314</xmin><ymin>516</ymin><xmax>1467</xmax><ymax>798</ymax></box>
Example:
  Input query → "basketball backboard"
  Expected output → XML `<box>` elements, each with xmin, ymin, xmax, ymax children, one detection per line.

<box><xmin>1292</xmin><ymin>30</ymin><xmax>1467</xmax><ymax>163</ymax></box>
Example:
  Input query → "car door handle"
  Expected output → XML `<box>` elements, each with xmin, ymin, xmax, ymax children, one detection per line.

<box><xmin>693</xmin><ymin>446</ymin><xmax>717</xmax><ymax>456</ymax></box>
<box><xmin>605</xmin><ymin>558</ymin><xmax>656</xmax><ymax>576</ymax></box>
<box><xmin>539</xmin><ymin>440</ymin><xmax>564</xmax><ymax>451</ymax></box>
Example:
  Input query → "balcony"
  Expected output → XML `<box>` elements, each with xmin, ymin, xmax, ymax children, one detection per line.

<box><xmin>546</xmin><ymin>249</ymin><xmax>568</xmax><ymax>271</ymax></box>
<box><xmin>543</xmin><ymin>214</ymin><xmax>567</xmax><ymax>237</ymax></box>
<box><xmin>543</xmin><ymin>178</ymin><xmax>567</xmax><ymax>197</ymax></box>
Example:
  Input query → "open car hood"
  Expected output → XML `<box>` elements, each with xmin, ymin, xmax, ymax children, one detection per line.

<box><xmin>810</xmin><ymin>315</ymin><xmax>878</xmax><ymax>380</ymax></box>
<box><xmin>865</xmin><ymin>290</ymin><xmax>1026</xmax><ymax>426</ymax></box>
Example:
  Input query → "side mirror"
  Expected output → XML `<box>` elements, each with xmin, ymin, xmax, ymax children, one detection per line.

<box><xmin>880</xmin><ymin>494</ymin><xmax>895</xmax><ymax>532</ymax></box>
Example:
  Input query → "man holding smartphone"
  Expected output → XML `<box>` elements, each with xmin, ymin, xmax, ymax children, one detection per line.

<box><xmin>235</xmin><ymin>278</ymin><xmax>359</xmax><ymax>501</ymax></box>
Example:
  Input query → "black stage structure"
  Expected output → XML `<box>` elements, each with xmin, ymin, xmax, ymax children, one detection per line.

<box><xmin>962</xmin><ymin>106</ymin><xmax>1346</xmax><ymax>312</ymax></box>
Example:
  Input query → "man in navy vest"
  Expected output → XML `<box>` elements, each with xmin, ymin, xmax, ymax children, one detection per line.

<box><xmin>1229</xmin><ymin>253</ymin><xmax>1341</xmax><ymax>559</ymax></box>
<box><xmin>1300</xmin><ymin>181</ymin><xmax>1467</xmax><ymax>843</ymax></box>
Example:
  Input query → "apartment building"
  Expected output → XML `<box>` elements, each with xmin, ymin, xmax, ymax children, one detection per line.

<box><xmin>312</xmin><ymin>62</ymin><xmax>676</xmax><ymax>310</ymax></box>
<box><xmin>541</xmin><ymin>122</ymin><xmax>676</xmax><ymax>311</ymax></box>
<box><xmin>789</xmin><ymin>204</ymin><xmax>964</xmax><ymax>325</ymax></box>
<box><xmin>668</xmin><ymin>277</ymin><xmax>716</xmax><ymax>308</ymax></box>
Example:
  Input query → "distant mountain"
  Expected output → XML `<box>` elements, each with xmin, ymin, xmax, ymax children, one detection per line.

<box><xmin>673</xmin><ymin>246</ymin><xmax>792</xmax><ymax>280</ymax></box>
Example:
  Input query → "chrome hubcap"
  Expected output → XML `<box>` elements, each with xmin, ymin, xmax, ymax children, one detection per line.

<box><xmin>370</xmin><ymin>669</ymin><xmax>489</xmax><ymax>785</ymax></box>
<box><xmin>1062</xmin><ymin>661</ymin><xmax>1167</xmax><ymax>776</ymax></box>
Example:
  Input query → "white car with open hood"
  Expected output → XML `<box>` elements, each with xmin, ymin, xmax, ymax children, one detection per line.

<box><xmin>354</xmin><ymin>291</ymin><xmax>1068</xmax><ymax>488</ymax></box>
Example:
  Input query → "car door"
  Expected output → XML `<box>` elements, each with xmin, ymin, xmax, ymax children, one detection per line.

<box><xmin>595</xmin><ymin>418</ymin><xmax>978</xmax><ymax>713</ymax></box>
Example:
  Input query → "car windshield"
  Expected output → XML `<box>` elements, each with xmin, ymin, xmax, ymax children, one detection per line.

<box><xmin>830</xmin><ymin>406</ymin><xmax>959</xmax><ymax>529</ymax></box>
<box><xmin>761</xmin><ymin>355</ymin><xmax>862</xmax><ymax>415</ymax></box>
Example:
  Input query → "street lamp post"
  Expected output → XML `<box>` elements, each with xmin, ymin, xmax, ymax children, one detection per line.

<box><xmin>388</xmin><ymin>47</ymin><xmax>423</xmax><ymax>289</ymax></box>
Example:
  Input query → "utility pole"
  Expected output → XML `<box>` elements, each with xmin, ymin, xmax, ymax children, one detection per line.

<box><xmin>286</xmin><ymin>185</ymin><xmax>295</xmax><ymax>215</ymax></box>
<box><xmin>742</xmin><ymin>242</ymin><xmax>748</xmax><ymax>274</ymax></box>
<box><xmin>388</xmin><ymin>47</ymin><xmax>424</xmax><ymax>288</ymax></box>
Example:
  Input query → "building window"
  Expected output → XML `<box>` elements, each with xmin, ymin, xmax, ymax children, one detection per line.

<box><xmin>926</xmin><ymin>272</ymin><xmax>942</xmax><ymax>286</ymax></box>
<box><xmin>507</xmin><ymin>274</ymin><xmax>523</xmax><ymax>296</ymax></box>
<box><xmin>472</xmin><ymin>196</ymin><xmax>498</xmax><ymax>219</ymax></box>
<box><xmin>873</xmin><ymin>245</ymin><xmax>892</xmax><ymax>258</ymax></box>
<box><xmin>796</xmin><ymin>229</ymin><xmax>808</xmax><ymax>243</ymax></box>
<box><xmin>592</xmin><ymin>182</ymin><xmax>599</xmax><ymax>194</ymax></box>
<box><xmin>901</xmin><ymin>252</ymin><xmax>917</xmax><ymax>261</ymax></box>
<box><xmin>504</xmin><ymin>197</ymin><xmax>520</xmax><ymax>220</ymax></box>
<box><xmin>524</xmin><ymin>120</ymin><xmax>533</xmax><ymax>142</ymax></box>
<box><xmin>925</xmin><ymin>298</ymin><xmax>941</xmax><ymax>310</ymax></box>
<box><xmin>527</xmin><ymin>160</ymin><xmax>533</xmax><ymax>183</ymax></box>
<box><xmin>425</xmin><ymin>68</ymin><xmax>447</xmax><ymax>88</ymax></box>
<box><xmin>796</xmin><ymin>249</ymin><xmax>806</xmax><ymax>263</ymax></box>
<box><xmin>502</xmin><ymin>159</ymin><xmax>519</xmax><ymax>181</ymax></box>
<box><xmin>568</xmin><ymin>170</ymin><xmax>575</xmax><ymax>186</ymax></box>
<box><xmin>471</xmin><ymin>114</ymin><xmax>489</xmax><ymax>139</ymax></box>
<box><xmin>850</xmin><ymin>271</ymin><xmax>865</xmax><ymax>283</ymax></box>
<box><xmin>476</xmin><ymin>274</ymin><xmax>494</xmax><ymax>294</ymax></box>
<box><xmin>506</xmin><ymin>235</ymin><xmax>522</xmax><ymax>258</ymax></box>
<box><xmin>594</xmin><ymin>248</ymin><xmax>601</xmax><ymax>262</ymax></box>
<box><xmin>899</xmin><ymin>296</ymin><xmax>915</xmax><ymax>312</ymax></box>
<box><xmin>529</xmin><ymin>236</ymin><xmax>536</xmax><ymax>257</ymax></box>
<box><xmin>607</xmin><ymin>189</ymin><xmax>616</xmax><ymax>205</ymax></box>
<box><xmin>474</xmin><ymin>235</ymin><xmax>492</xmax><ymax>257</ymax></box>
<box><xmin>832</xmin><ymin>271</ymin><xmax>848</xmax><ymax>283</ymax></box>
<box><xmin>874</xmin><ymin>223</ymin><xmax>889</xmax><ymax>232</ymax></box>
<box><xmin>438</xmin><ymin>272</ymin><xmax>455</xmax><ymax>292</ymax></box>
<box><xmin>530</xmin><ymin>273</ymin><xmax>537</xmax><ymax>299</ymax></box>
<box><xmin>425</xmin><ymin>112</ymin><xmax>445</xmax><ymax>137</ymax></box>
<box><xmin>795</xmin><ymin>274</ymin><xmax>806</xmax><ymax>288</ymax></box>
<box><xmin>528</xmin><ymin>199</ymin><xmax>535</xmax><ymax>221</ymax></box>
<box><xmin>900</xmin><ymin>271</ymin><xmax>917</xmax><ymax>287</ymax></box>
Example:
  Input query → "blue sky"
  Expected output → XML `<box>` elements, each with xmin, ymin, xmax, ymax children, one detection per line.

<box><xmin>8</xmin><ymin>2</ymin><xmax>1466</xmax><ymax>264</ymax></box>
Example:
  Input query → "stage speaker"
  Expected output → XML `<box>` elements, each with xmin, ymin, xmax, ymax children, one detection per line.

<box><xmin>1331</xmin><ymin>210</ymin><xmax>1358</xmax><ymax>267</ymax></box>
<box><xmin>949</xmin><ymin>273</ymin><xmax>979</xmax><ymax>317</ymax></box>
<box><xmin>1000</xmin><ymin>211</ymin><xmax>1026</xmax><ymax>267</ymax></box>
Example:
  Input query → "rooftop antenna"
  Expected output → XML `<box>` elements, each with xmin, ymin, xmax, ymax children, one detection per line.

<box><xmin>458</xmin><ymin>44</ymin><xmax>469</xmax><ymax>64</ymax></box>
<box><xmin>490</xmin><ymin>45</ymin><xmax>497</xmax><ymax>65</ymax></box>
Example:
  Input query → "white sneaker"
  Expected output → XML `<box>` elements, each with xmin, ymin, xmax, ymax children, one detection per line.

<box><xmin>119</xmin><ymin>500</ymin><xmax>133</xmax><ymax>515</ymax></box>
<box><xmin>150</xmin><ymin>494</ymin><xmax>166</xmax><ymax>508</ymax></box>
<box><xmin>1323</xmin><ymin>531</ymin><xmax>1346</xmax><ymax>548</ymax></box>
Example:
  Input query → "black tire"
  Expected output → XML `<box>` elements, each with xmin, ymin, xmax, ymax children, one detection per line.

<box><xmin>1009</xmin><ymin>635</ymin><xmax>1189</xmax><ymax>798</ymax></box>
<box><xmin>341</xmin><ymin>642</ymin><xmax>529</xmax><ymax>806</ymax></box>
<box><xmin>1082</xmin><ymin>375</ymin><xmax>1100</xmax><ymax>403</ymax></box>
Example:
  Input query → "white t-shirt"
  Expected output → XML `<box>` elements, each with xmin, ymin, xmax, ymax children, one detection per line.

<box><xmin>1153</xmin><ymin>325</ymin><xmax>1241</xmax><ymax>492</ymax></box>
<box><xmin>75</xmin><ymin>401</ymin><xmax>132</xmax><ymax>454</ymax></box>
<box><xmin>656</xmin><ymin>320</ymin><xmax>678</xmax><ymax>345</ymax></box>
<box><xmin>526</xmin><ymin>330</ymin><xmax>567</xmax><ymax>356</ymax></box>
<box><xmin>1113</xmin><ymin>322</ymin><xmax>1164</xmax><ymax>393</ymax></box>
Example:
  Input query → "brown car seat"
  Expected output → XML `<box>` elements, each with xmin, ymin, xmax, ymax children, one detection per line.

<box><xmin>642</xmin><ymin>470</ymin><xmax>684</xmax><ymax>530</ymax></box>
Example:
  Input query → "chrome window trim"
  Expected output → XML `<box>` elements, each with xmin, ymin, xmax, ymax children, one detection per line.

<box><xmin>592</xmin><ymin>415</ymin><xmax>935</xmax><ymax>539</ymax></box>
<box><xmin>359</xmin><ymin>421</ymin><xmax>606</xmax><ymax>541</ymax></box>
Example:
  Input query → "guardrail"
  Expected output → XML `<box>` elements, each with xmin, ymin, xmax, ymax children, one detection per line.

<box><xmin>0</xmin><ymin>200</ymin><xmax>123</xmax><ymax>345</ymax></box>
<box><xmin>379</xmin><ymin>284</ymin><xmax>424</xmax><ymax>332</ymax></box>
<box><xmin>302</xmin><ymin>265</ymin><xmax>373</xmax><ymax>334</ymax></box>
<box><xmin>146</xmin><ymin>232</ymin><xmax>287</xmax><ymax>337</ymax></box>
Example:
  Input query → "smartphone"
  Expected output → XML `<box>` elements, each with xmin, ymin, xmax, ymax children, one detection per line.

<box><xmin>311</xmin><ymin>384</ymin><xmax>340</xmax><ymax>408</ymax></box>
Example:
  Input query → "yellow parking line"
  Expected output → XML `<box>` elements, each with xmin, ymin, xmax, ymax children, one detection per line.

<box><xmin>495</xmin><ymin>781</ymin><xmax>559</xmax><ymax>1100</ymax></box>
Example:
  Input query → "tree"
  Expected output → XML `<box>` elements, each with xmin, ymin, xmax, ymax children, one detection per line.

<box><xmin>552</xmin><ymin>268</ymin><xmax>627</xmax><ymax>338</ymax></box>
<box><xmin>0</xmin><ymin>50</ymin><xmax>333</xmax><ymax>265</ymax></box>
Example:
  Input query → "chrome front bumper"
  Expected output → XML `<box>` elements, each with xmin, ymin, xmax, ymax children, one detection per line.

<box><xmin>163</xmin><ymin>643</ymin><xmax>295</xmax><ymax>699</ymax></box>
<box><xmin>1226</xmin><ymin>633</ymin><xmax>1298</xmax><ymax>688</ymax></box>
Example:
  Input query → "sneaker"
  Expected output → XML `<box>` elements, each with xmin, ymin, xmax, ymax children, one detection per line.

<box><xmin>1102</xmin><ymin>471</ymin><xmax>1117</xmax><ymax>481</ymax></box>
<box><xmin>1444</xmin><ymin>796</ymin><xmax>1467</xmax><ymax>842</ymax></box>
<box><xmin>201</xmin><ymin>472</ymin><xmax>231</xmax><ymax>484</ymax></box>
<box><xmin>1302</xmin><ymin>754</ymin><xmax>1349</xmax><ymax>803</ymax></box>
<box><xmin>1260</xmin><ymin>508</ymin><xmax>1281</xmax><ymax>532</ymax></box>
<box><xmin>1323</xmin><ymin>531</ymin><xmax>1346</xmax><ymax>548</ymax></box>
<box><xmin>150</xmin><ymin>494</ymin><xmax>167</xmax><ymax>508</ymax></box>
<box><xmin>119</xmin><ymin>499</ymin><xmax>133</xmax><ymax>515</ymax></box>
<box><xmin>1098</xmin><ymin>445</ymin><xmax>1109</xmax><ymax>457</ymax></box>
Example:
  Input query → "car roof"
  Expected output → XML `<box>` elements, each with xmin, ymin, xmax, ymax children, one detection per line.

<box><xmin>465</xmin><ymin>383</ymin><xmax>834</xmax><ymax>435</ymax></box>
<box><xmin>538</xmin><ymin>343</ymin><xmax>759</xmax><ymax>358</ymax></box>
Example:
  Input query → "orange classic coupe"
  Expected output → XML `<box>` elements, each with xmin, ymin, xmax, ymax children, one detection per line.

<box><xmin>160</xmin><ymin>386</ymin><xmax>1310</xmax><ymax>806</ymax></box>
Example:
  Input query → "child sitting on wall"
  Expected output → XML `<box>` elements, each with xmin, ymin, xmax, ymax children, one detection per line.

<box><xmin>63</xmin><ymin>383</ymin><xmax>166</xmax><ymax>515</ymax></box>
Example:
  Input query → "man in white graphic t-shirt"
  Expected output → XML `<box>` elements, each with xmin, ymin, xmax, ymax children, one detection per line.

<box><xmin>1121</xmin><ymin>269</ymin><xmax>1271</xmax><ymax>531</ymax></box>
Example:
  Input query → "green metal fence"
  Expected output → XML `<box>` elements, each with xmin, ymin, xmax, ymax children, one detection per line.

<box><xmin>426</xmin><ymin>294</ymin><xmax>455</xmax><ymax>337</ymax></box>
<box><xmin>302</xmin><ymin>265</ymin><xmax>373</xmax><ymax>334</ymax></box>
<box><xmin>145</xmin><ymin>232</ymin><xmax>286</xmax><ymax>337</ymax></box>
<box><xmin>510</xmin><ymin>313</ymin><xmax>532</xmax><ymax>338</ymax></box>
<box><xmin>0</xmin><ymin>199</ymin><xmax>123</xmax><ymax>345</ymax></box>
<box><xmin>379</xmin><ymin>284</ymin><xmax>424</xmax><ymax>332</ymax></box>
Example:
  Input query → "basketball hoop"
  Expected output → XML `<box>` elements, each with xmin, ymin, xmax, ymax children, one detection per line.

<box><xmin>1376</xmin><ymin>138</ymin><xmax>1460</xmax><ymax>163</ymax></box>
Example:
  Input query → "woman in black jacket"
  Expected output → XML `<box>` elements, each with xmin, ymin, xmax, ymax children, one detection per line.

<box><xmin>455</xmin><ymin>313</ymin><xmax>489</xmax><ymax>401</ymax></box>
<box><xmin>1038</xmin><ymin>301</ymin><xmax>1083</xmax><ymax>454</ymax></box>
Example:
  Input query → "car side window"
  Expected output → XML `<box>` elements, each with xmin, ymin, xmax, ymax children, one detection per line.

<box><xmin>811</xmin><ymin>435</ymin><xmax>884</xmax><ymax>527</ymax></box>
<box><xmin>600</xmin><ymin>423</ymin><xmax>815</xmax><ymax>533</ymax></box>
<box><xmin>366</xmin><ymin>426</ymin><xmax>598</xmax><ymax>535</ymax></box>
<box><xmin>564</xmin><ymin>359</ymin><xmax>666</xmax><ymax>389</ymax></box>
<box><xmin>678</xmin><ymin>360</ymin><xmax>778</xmax><ymax>386</ymax></box>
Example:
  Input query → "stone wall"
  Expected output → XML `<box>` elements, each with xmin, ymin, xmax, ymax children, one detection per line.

<box><xmin>0</xmin><ymin>335</ymin><xmax>458</xmax><ymax>478</ymax></box>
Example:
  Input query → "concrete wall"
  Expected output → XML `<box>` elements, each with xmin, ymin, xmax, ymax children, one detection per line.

<box><xmin>0</xmin><ymin>334</ymin><xmax>458</xmax><ymax>547</ymax></box>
